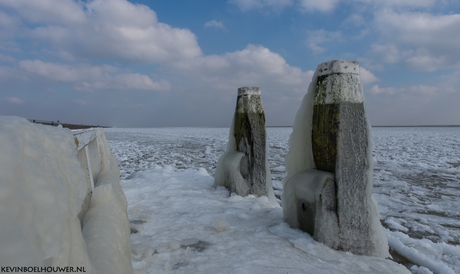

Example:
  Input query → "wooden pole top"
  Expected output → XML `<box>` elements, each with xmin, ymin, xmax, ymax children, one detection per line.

<box><xmin>238</xmin><ymin>87</ymin><xmax>261</xmax><ymax>96</ymax></box>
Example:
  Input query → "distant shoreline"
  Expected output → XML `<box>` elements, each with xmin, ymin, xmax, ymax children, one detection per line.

<box><xmin>27</xmin><ymin>120</ymin><xmax>460</xmax><ymax>129</ymax></box>
<box><xmin>28</xmin><ymin>119</ymin><xmax>109</xmax><ymax>130</ymax></box>
<box><xmin>373</xmin><ymin>125</ymin><xmax>460</xmax><ymax>127</ymax></box>
<box><xmin>267</xmin><ymin>125</ymin><xmax>460</xmax><ymax>128</ymax></box>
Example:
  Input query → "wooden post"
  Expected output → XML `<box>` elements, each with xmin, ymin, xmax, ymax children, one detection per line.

<box><xmin>215</xmin><ymin>87</ymin><xmax>274</xmax><ymax>199</ymax></box>
<box><xmin>233</xmin><ymin>87</ymin><xmax>267</xmax><ymax>196</ymax></box>
<box><xmin>283</xmin><ymin>60</ymin><xmax>388</xmax><ymax>257</ymax></box>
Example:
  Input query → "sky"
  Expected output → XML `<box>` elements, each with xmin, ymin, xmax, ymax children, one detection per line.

<box><xmin>0</xmin><ymin>0</ymin><xmax>459</xmax><ymax>127</ymax></box>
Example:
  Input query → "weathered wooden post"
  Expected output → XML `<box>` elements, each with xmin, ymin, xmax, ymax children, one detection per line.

<box><xmin>282</xmin><ymin>60</ymin><xmax>389</xmax><ymax>257</ymax></box>
<box><xmin>215</xmin><ymin>87</ymin><xmax>275</xmax><ymax>201</ymax></box>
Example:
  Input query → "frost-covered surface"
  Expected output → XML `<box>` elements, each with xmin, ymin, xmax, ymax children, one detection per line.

<box><xmin>105</xmin><ymin>126</ymin><xmax>460</xmax><ymax>273</ymax></box>
<box><xmin>315</xmin><ymin>61</ymin><xmax>364</xmax><ymax>105</ymax></box>
<box><xmin>237</xmin><ymin>86</ymin><xmax>261</xmax><ymax>96</ymax></box>
<box><xmin>317</xmin><ymin>60</ymin><xmax>359</xmax><ymax>76</ymax></box>
<box><xmin>83</xmin><ymin>129</ymin><xmax>133</xmax><ymax>274</ymax></box>
<box><xmin>0</xmin><ymin>116</ymin><xmax>92</xmax><ymax>269</ymax></box>
<box><xmin>0</xmin><ymin>117</ymin><xmax>132</xmax><ymax>273</ymax></box>
<box><xmin>284</xmin><ymin>62</ymin><xmax>388</xmax><ymax>257</ymax></box>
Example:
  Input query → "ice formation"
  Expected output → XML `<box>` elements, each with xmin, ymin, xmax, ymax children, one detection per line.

<box><xmin>282</xmin><ymin>60</ymin><xmax>389</xmax><ymax>257</ymax></box>
<box><xmin>215</xmin><ymin>87</ymin><xmax>276</xmax><ymax>202</ymax></box>
<box><xmin>0</xmin><ymin>116</ymin><xmax>132</xmax><ymax>273</ymax></box>
<box><xmin>82</xmin><ymin>129</ymin><xmax>133</xmax><ymax>274</ymax></box>
<box><xmin>105</xmin><ymin>126</ymin><xmax>459</xmax><ymax>273</ymax></box>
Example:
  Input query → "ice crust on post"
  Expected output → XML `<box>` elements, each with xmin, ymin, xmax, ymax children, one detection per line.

<box><xmin>215</xmin><ymin>87</ymin><xmax>276</xmax><ymax>202</ymax></box>
<box><xmin>282</xmin><ymin>60</ymin><xmax>389</xmax><ymax>258</ymax></box>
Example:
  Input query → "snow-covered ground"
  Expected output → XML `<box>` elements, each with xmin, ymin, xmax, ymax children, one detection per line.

<box><xmin>104</xmin><ymin>127</ymin><xmax>460</xmax><ymax>274</ymax></box>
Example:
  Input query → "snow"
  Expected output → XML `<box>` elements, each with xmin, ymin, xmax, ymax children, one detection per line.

<box><xmin>0</xmin><ymin>116</ymin><xmax>132</xmax><ymax>273</ymax></box>
<box><xmin>104</xmin><ymin>126</ymin><xmax>460</xmax><ymax>274</ymax></box>
<box><xmin>119</xmin><ymin>165</ymin><xmax>408</xmax><ymax>274</ymax></box>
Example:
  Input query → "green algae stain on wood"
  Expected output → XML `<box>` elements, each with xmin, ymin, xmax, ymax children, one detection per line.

<box><xmin>312</xmin><ymin>104</ymin><xmax>340</xmax><ymax>173</ymax></box>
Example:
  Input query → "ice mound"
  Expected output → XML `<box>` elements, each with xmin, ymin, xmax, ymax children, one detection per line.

<box><xmin>0</xmin><ymin>116</ymin><xmax>132</xmax><ymax>273</ymax></box>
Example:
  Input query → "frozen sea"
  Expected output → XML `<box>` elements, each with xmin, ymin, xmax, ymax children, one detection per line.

<box><xmin>105</xmin><ymin>127</ymin><xmax>460</xmax><ymax>274</ymax></box>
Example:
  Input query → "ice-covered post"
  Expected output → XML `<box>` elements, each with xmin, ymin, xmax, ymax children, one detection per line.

<box><xmin>214</xmin><ymin>87</ymin><xmax>275</xmax><ymax>200</ymax></box>
<box><xmin>234</xmin><ymin>87</ymin><xmax>267</xmax><ymax>196</ymax></box>
<box><xmin>282</xmin><ymin>60</ymin><xmax>389</xmax><ymax>257</ymax></box>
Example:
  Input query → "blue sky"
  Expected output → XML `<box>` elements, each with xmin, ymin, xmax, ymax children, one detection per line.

<box><xmin>1</xmin><ymin>0</ymin><xmax>459</xmax><ymax>127</ymax></box>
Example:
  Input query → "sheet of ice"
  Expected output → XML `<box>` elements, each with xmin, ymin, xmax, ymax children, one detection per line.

<box><xmin>0</xmin><ymin>117</ymin><xmax>133</xmax><ymax>274</ymax></box>
<box><xmin>0</xmin><ymin>116</ymin><xmax>92</xmax><ymax>270</ymax></box>
<box><xmin>82</xmin><ymin>129</ymin><xmax>133</xmax><ymax>274</ymax></box>
<box><xmin>105</xmin><ymin>126</ymin><xmax>460</xmax><ymax>273</ymax></box>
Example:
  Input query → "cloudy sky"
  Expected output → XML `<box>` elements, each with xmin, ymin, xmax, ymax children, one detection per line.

<box><xmin>1</xmin><ymin>0</ymin><xmax>459</xmax><ymax>127</ymax></box>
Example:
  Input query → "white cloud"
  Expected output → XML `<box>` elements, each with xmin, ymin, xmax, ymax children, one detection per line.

<box><xmin>0</xmin><ymin>10</ymin><xmax>18</xmax><ymax>28</ymax></box>
<box><xmin>229</xmin><ymin>0</ymin><xmax>293</xmax><ymax>11</ymax></box>
<box><xmin>2</xmin><ymin>0</ymin><xmax>202</xmax><ymax>64</ymax></box>
<box><xmin>355</xmin><ymin>0</ymin><xmax>438</xmax><ymax>9</ymax></box>
<box><xmin>370</xmin><ymin>44</ymin><xmax>402</xmax><ymax>64</ymax></box>
<box><xmin>229</xmin><ymin>0</ymin><xmax>344</xmax><ymax>12</ymax></box>
<box><xmin>19</xmin><ymin>60</ymin><xmax>171</xmax><ymax>91</ymax></box>
<box><xmin>5</xmin><ymin>97</ymin><xmax>24</xmax><ymax>105</ymax></box>
<box><xmin>204</xmin><ymin>20</ymin><xmax>225</xmax><ymax>29</ymax></box>
<box><xmin>308</xmin><ymin>43</ymin><xmax>325</xmax><ymax>54</ymax></box>
<box><xmin>0</xmin><ymin>53</ymin><xmax>14</xmax><ymax>63</ymax></box>
<box><xmin>1</xmin><ymin>0</ymin><xmax>315</xmax><ymax>127</ymax></box>
<box><xmin>165</xmin><ymin>44</ymin><xmax>315</xmax><ymax>126</ymax></box>
<box><xmin>112</xmin><ymin>75</ymin><xmax>171</xmax><ymax>91</ymax></box>
<box><xmin>306</xmin><ymin>29</ymin><xmax>341</xmax><ymax>54</ymax></box>
<box><xmin>0</xmin><ymin>10</ymin><xmax>21</xmax><ymax>40</ymax></box>
<box><xmin>19</xmin><ymin>60</ymin><xmax>107</xmax><ymax>82</ymax></box>
<box><xmin>373</xmin><ymin>10</ymin><xmax>460</xmax><ymax>70</ymax></box>
<box><xmin>0</xmin><ymin>0</ymin><xmax>86</xmax><ymax>25</ymax></box>
<box><xmin>359</xmin><ymin>67</ymin><xmax>378</xmax><ymax>85</ymax></box>
<box><xmin>74</xmin><ymin>99</ymin><xmax>88</xmax><ymax>106</ymax></box>
<box><xmin>229</xmin><ymin>0</ymin><xmax>447</xmax><ymax>13</ymax></box>
<box><xmin>342</xmin><ymin>13</ymin><xmax>366</xmax><ymax>27</ymax></box>
<box><xmin>298</xmin><ymin>0</ymin><xmax>339</xmax><ymax>13</ymax></box>
<box><xmin>171</xmin><ymin>44</ymin><xmax>313</xmax><ymax>102</ymax></box>
<box><xmin>368</xmin><ymin>84</ymin><xmax>439</xmax><ymax>95</ymax></box>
